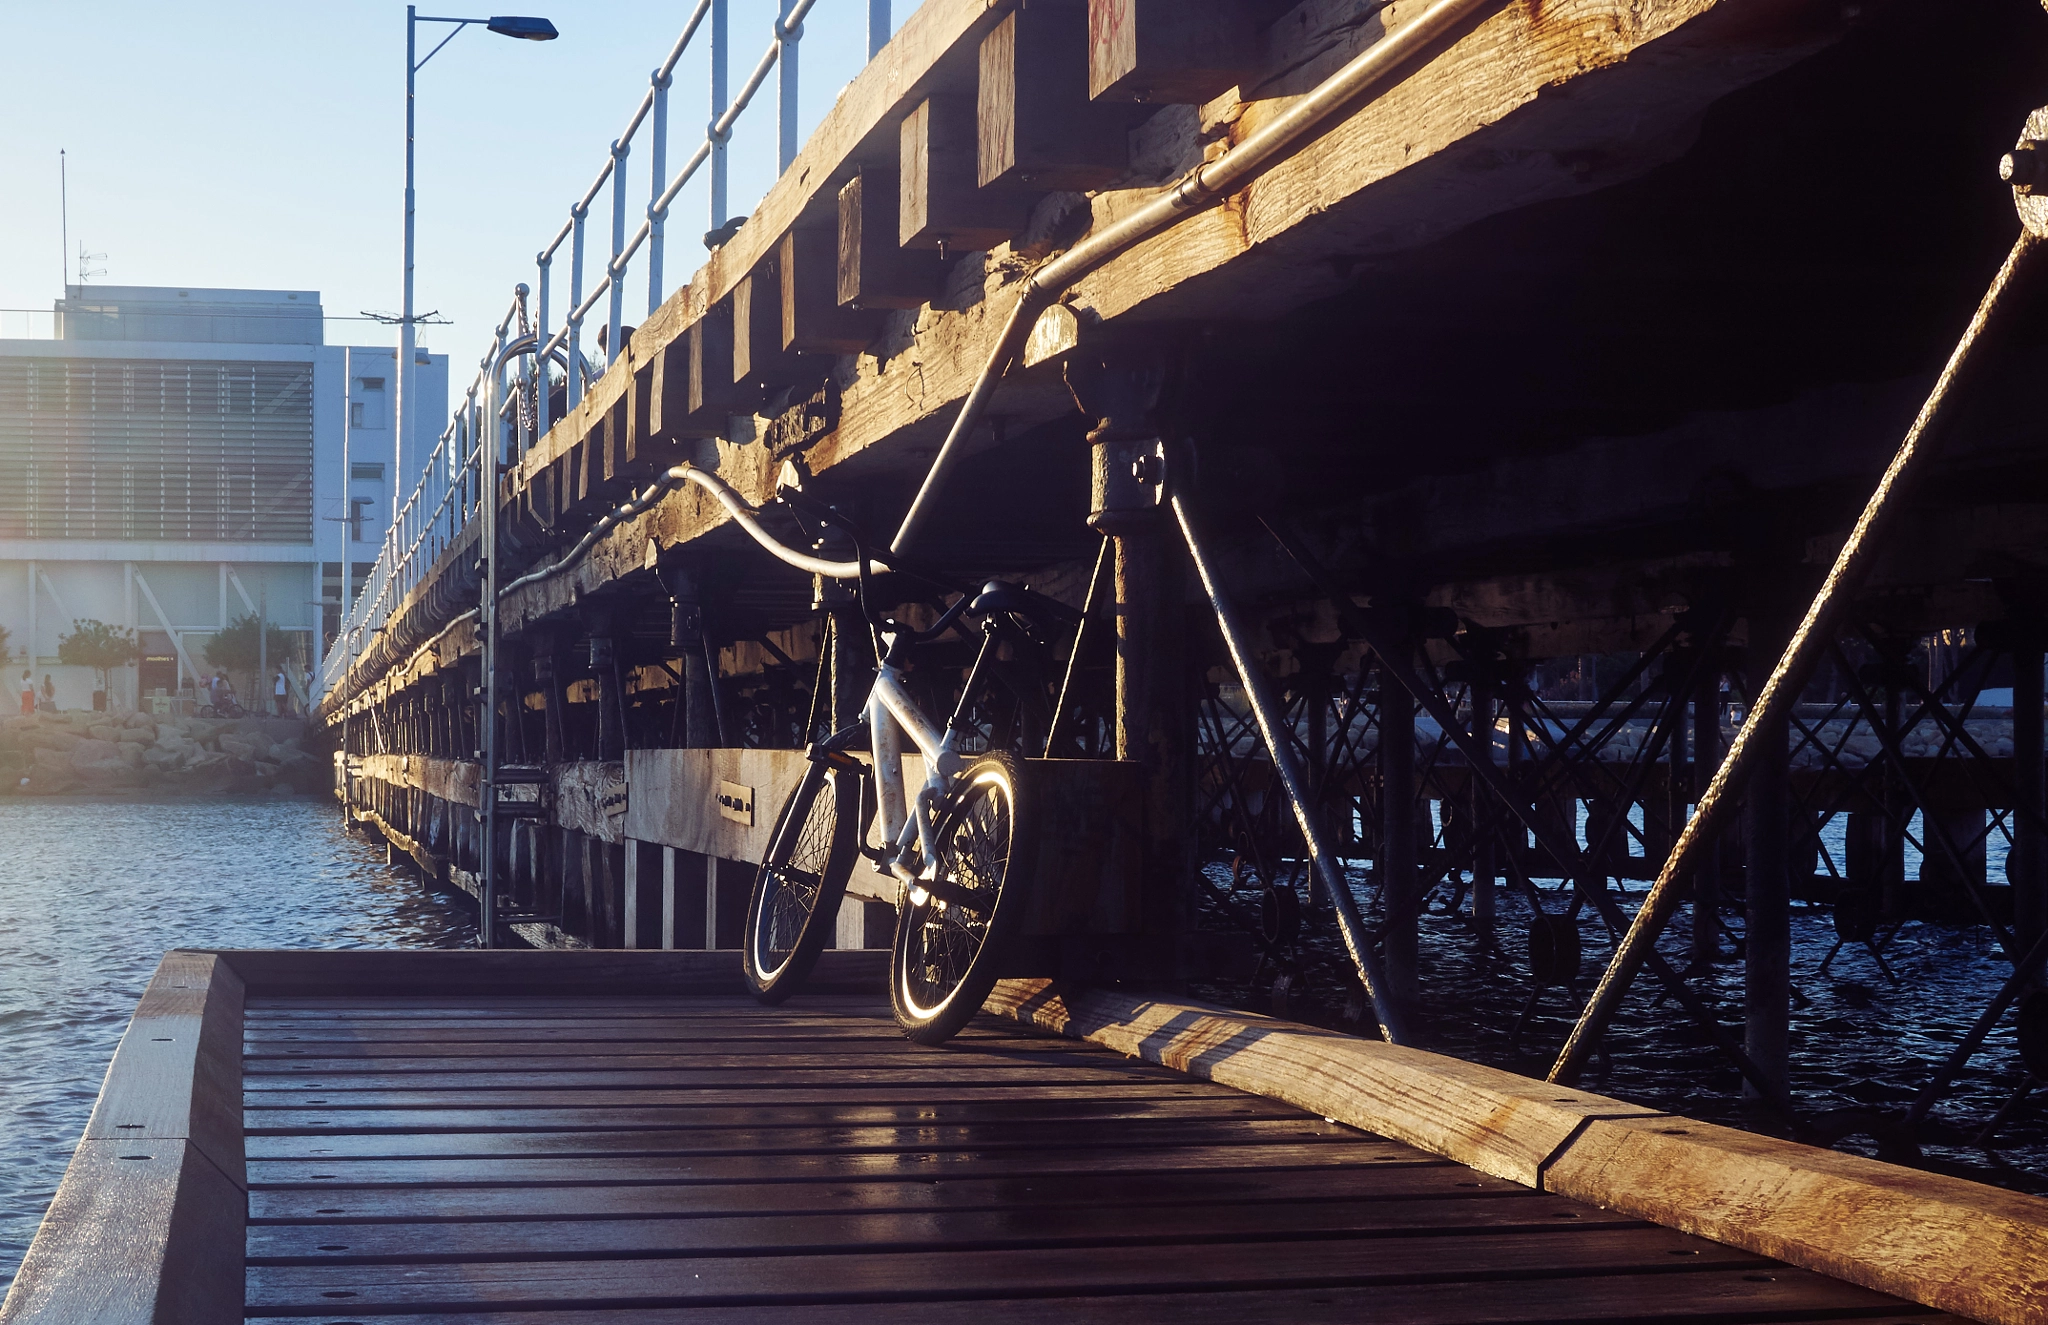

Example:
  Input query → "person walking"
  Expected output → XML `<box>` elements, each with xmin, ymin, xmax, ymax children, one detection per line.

<box><xmin>274</xmin><ymin>667</ymin><xmax>289</xmax><ymax>718</ymax></box>
<box><xmin>18</xmin><ymin>669</ymin><xmax>33</xmax><ymax>716</ymax></box>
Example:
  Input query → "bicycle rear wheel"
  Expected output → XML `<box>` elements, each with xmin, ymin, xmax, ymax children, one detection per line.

<box><xmin>743</xmin><ymin>761</ymin><xmax>858</xmax><ymax>1003</ymax></box>
<box><xmin>890</xmin><ymin>753</ymin><xmax>1034</xmax><ymax>1044</ymax></box>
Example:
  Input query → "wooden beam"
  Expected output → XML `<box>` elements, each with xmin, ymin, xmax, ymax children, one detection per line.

<box><xmin>838</xmin><ymin>171</ymin><xmax>946</xmax><ymax>310</ymax></box>
<box><xmin>984</xmin><ymin>980</ymin><xmax>2048</xmax><ymax>1325</ymax></box>
<box><xmin>978</xmin><ymin>1</ymin><xmax>1131</xmax><ymax>191</ymax></box>
<box><xmin>732</xmin><ymin>266</ymin><xmax>802</xmax><ymax>388</ymax></box>
<box><xmin>1087</xmin><ymin>0</ymin><xmax>1257</xmax><ymax>105</ymax></box>
<box><xmin>901</xmin><ymin>94</ymin><xmax>1031</xmax><ymax>252</ymax></box>
<box><xmin>781</xmin><ymin>227</ymin><xmax>884</xmax><ymax>354</ymax></box>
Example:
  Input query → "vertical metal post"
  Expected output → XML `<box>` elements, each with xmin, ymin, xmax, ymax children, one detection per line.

<box><xmin>776</xmin><ymin>0</ymin><xmax>801</xmax><ymax>173</ymax></box>
<box><xmin>1380</xmin><ymin>670</ymin><xmax>1420</xmax><ymax>1019</ymax></box>
<box><xmin>479</xmin><ymin>361</ymin><xmax>502</xmax><ymax>949</ymax></box>
<box><xmin>340</xmin><ymin>348</ymin><xmax>353</xmax><ymax>645</ymax></box>
<box><xmin>567</xmin><ymin>207</ymin><xmax>586</xmax><ymax>408</ymax></box>
<box><xmin>868</xmin><ymin>0</ymin><xmax>890</xmax><ymax>58</ymax></box>
<box><xmin>1743</xmin><ymin>620</ymin><xmax>1793</xmax><ymax>1102</ymax></box>
<box><xmin>534</xmin><ymin>255</ymin><xmax>551</xmax><ymax>440</ymax></box>
<box><xmin>647</xmin><ymin>68</ymin><xmax>671</xmax><ymax>316</ymax></box>
<box><xmin>662</xmin><ymin>846</ymin><xmax>677</xmax><ymax>950</ymax></box>
<box><xmin>398</xmin><ymin>7</ymin><xmax>418</xmax><ymax>541</ymax></box>
<box><xmin>607</xmin><ymin>139</ymin><xmax>630</xmax><ymax>365</ymax></box>
<box><xmin>2014</xmin><ymin>639</ymin><xmax>2046</xmax><ymax>951</ymax></box>
<box><xmin>1469</xmin><ymin>684</ymin><xmax>1495</xmax><ymax>933</ymax></box>
<box><xmin>1692</xmin><ymin>670</ymin><xmax>1723</xmax><ymax>966</ymax></box>
<box><xmin>709</xmin><ymin>0</ymin><xmax>729</xmax><ymax>232</ymax></box>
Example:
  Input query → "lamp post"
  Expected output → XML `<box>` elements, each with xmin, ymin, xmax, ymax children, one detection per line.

<box><xmin>402</xmin><ymin>9</ymin><xmax>555</xmax><ymax>949</ymax></box>
<box><xmin>400</xmin><ymin>9</ymin><xmax>558</xmax><ymax>529</ymax></box>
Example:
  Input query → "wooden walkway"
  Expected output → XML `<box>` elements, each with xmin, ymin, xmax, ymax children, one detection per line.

<box><xmin>240</xmin><ymin>991</ymin><xmax>1946</xmax><ymax>1323</ymax></box>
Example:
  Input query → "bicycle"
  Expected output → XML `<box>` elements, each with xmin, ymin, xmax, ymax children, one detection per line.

<box><xmin>737</xmin><ymin>501</ymin><xmax>1076</xmax><ymax>1043</ymax></box>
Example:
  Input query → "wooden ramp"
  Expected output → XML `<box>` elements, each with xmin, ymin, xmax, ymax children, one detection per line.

<box><xmin>3</xmin><ymin>949</ymin><xmax>2026</xmax><ymax>1323</ymax></box>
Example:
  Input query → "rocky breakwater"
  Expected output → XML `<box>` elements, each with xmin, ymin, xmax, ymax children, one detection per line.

<box><xmin>0</xmin><ymin>710</ymin><xmax>329</xmax><ymax>796</ymax></box>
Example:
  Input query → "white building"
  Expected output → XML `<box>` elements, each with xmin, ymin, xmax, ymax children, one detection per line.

<box><xmin>0</xmin><ymin>285</ymin><xmax>447</xmax><ymax>713</ymax></box>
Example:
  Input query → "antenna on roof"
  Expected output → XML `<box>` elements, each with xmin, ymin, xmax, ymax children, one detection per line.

<box><xmin>76</xmin><ymin>243</ymin><xmax>106</xmax><ymax>287</ymax></box>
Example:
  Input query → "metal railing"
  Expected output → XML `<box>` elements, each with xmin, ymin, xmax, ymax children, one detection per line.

<box><xmin>323</xmin><ymin>0</ymin><xmax>893</xmax><ymax>699</ymax></box>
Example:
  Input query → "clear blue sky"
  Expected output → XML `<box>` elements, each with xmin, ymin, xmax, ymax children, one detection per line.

<box><xmin>0</xmin><ymin>1</ymin><xmax>897</xmax><ymax>368</ymax></box>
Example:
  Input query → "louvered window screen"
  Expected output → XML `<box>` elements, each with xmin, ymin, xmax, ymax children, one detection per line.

<box><xmin>0</xmin><ymin>358</ymin><xmax>314</xmax><ymax>543</ymax></box>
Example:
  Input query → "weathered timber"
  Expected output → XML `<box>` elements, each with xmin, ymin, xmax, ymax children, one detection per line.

<box><xmin>978</xmin><ymin>1</ymin><xmax>1134</xmax><ymax>191</ymax></box>
<box><xmin>781</xmin><ymin>227</ymin><xmax>884</xmax><ymax>354</ymax></box>
<box><xmin>1087</xmin><ymin>0</ymin><xmax>1259</xmax><ymax>105</ymax></box>
<box><xmin>901</xmin><ymin>94</ymin><xmax>1033</xmax><ymax>251</ymax></box>
<box><xmin>838</xmin><ymin>170</ymin><xmax>946</xmax><ymax>310</ymax></box>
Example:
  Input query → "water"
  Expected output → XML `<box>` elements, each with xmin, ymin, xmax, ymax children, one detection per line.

<box><xmin>0</xmin><ymin>796</ymin><xmax>475</xmax><ymax>1293</ymax></box>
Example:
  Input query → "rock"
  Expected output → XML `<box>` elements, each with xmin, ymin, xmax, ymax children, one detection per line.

<box><xmin>70</xmin><ymin>739</ymin><xmax>125</xmax><ymax>774</ymax></box>
<box><xmin>117</xmin><ymin>740</ymin><xmax>147</xmax><ymax>767</ymax></box>
<box><xmin>34</xmin><ymin>746</ymin><xmax>72</xmax><ymax>771</ymax></box>
<box><xmin>31</xmin><ymin>729</ymin><xmax>81</xmax><ymax>753</ymax></box>
<box><xmin>122</xmin><ymin>710</ymin><xmax>156</xmax><ymax>730</ymax></box>
<box><xmin>88</xmin><ymin>723</ymin><xmax>124</xmax><ymax>743</ymax></box>
<box><xmin>219</xmin><ymin>734</ymin><xmax>259</xmax><ymax>760</ymax></box>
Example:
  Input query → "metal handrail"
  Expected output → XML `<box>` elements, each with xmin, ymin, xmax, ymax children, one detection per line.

<box><xmin>325</xmin><ymin>1</ymin><xmax>887</xmax><ymax>703</ymax></box>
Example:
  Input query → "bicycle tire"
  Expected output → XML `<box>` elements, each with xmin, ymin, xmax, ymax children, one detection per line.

<box><xmin>890</xmin><ymin>752</ymin><xmax>1034</xmax><ymax>1044</ymax></box>
<box><xmin>743</xmin><ymin>761</ymin><xmax>859</xmax><ymax>1003</ymax></box>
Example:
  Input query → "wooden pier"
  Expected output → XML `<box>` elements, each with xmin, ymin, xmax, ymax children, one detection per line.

<box><xmin>6</xmin><ymin>948</ymin><xmax>2045</xmax><ymax>1322</ymax></box>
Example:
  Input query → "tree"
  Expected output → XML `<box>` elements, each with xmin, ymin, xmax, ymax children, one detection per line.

<box><xmin>58</xmin><ymin>619</ymin><xmax>140</xmax><ymax>703</ymax></box>
<box><xmin>203</xmin><ymin>614</ymin><xmax>296</xmax><ymax>705</ymax></box>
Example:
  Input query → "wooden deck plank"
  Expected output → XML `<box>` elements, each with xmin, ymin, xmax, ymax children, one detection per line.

<box><xmin>242</xmin><ymin>1083</ymin><xmax>1243</xmax><ymax>1109</ymax></box>
<box><xmin>245</xmin><ymin>1138</ymin><xmax>1426</xmax><ymax>1189</ymax></box>
<box><xmin>244</xmin><ymin>1047</ymin><xmax>1140</xmax><ymax>1072</ymax></box>
<box><xmin>240</xmin><ymin>1065</ymin><xmax>1187</xmax><ymax>1092</ymax></box>
<box><xmin>246</xmin><ymin>1192</ymin><xmax>1628</xmax><ymax>1263</ymax></box>
<box><xmin>244</xmin><ymin>1116</ymin><xmax>1349</xmax><ymax>1160</ymax></box>
<box><xmin>248</xmin><ymin>1163</ymin><xmax>1478</xmax><ymax>1223</ymax></box>
<box><xmin>239</xmin><ymin>1273</ymin><xmax>1964</xmax><ymax>1325</ymax></box>
<box><xmin>244</xmin><ymin>1228</ymin><xmax>1769</xmax><ymax>1312</ymax></box>
<box><xmin>244</xmin><ymin>1096</ymin><xmax>1300</xmax><ymax>1135</ymax></box>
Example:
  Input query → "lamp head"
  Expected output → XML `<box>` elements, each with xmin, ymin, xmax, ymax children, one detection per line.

<box><xmin>486</xmin><ymin>15</ymin><xmax>557</xmax><ymax>40</ymax></box>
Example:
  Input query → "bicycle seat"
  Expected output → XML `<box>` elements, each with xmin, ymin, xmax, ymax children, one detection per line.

<box><xmin>970</xmin><ymin>580</ymin><xmax>1080</xmax><ymax>626</ymax></box>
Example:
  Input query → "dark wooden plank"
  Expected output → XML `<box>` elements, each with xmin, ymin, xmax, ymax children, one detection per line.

<box><xmin>242</xmin><ymin>1116</ymin><xmax>1350</xmax><ymax>1161</ymax></box>
<box><xmin>245</xmin><ymin>1138</ymin><xmax>1426</xmax><ymax>1190</ymax></box>
<box><xmin>238</xmin><ymin>1270</ymin><xmax>1964</xmax><ymax>1324</ymax></box>
<box><xmin>240</xmin><ymin>1064</ymin><xmax>1182</xmax><ymax>1092</ymax></box>
<box><xmin>243</xmin><ymin>992</ymin><xmax>890</xmax><ymax>1014</ymax></box>
<box><xmin>977</xmin><ymin>1</ymin><xmax>1131</xmax><ymax>191</ymax></box>
<box><xmin>243</xmin><ymin>1024</ymin><xmax>1050</xmax><ymax>1045</ymax></box>
<box><xmin>241</xmin><ymin>1083</ymin><xmax>1241</xmax><ymax>1110</ymax></box>
<box><xmin>1086</xmin><ymin>0</ymin><xmax>1257</xmax><ymax>105</ymax></box>
<box><xmin>243</xmin><ymin>1047</ymin><xmax>1152</xmax><ymax>1073</ymax></box>
<box><xmin>780</xmin><ymin>226</ymin><xmax>883</xmax><ymax>353</ymax></box>
<box><xmin>244</xmin><ymin>1096</ymin><xmax>1298</xmax><ymax>1136</ymax></box>
<box><xmin>247</xmin><ymin>1191</ymin><xmax>1621</xmax><ymax>1264</ymax></box>
<box><xmin>837</xmin><ymin>171</ymin><xmax>944</xmax><ymax>310</ymax></box>
<box><xmin>899</xmin><ymin>94</ymin><xmax>1031</xmax><ymax>252</ymax></box>
<box><xmin>248</xmin><ymin>1161</ymin><xmax>1483</xmax><ymax>1224</ymax></box>
<box><xmin>245</xmin><ymin>1227</ymin><xmax>1767</xmax><ymax>1312</ymax></box>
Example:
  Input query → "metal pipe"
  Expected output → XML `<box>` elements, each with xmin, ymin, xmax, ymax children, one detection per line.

<box><xmin>1549</xmin><ymin>233</ymin><xmax>2040</xmax><ymax>1085</ymax></box>
<box><xmin>709</xmin><ymin>0</ymin><xmax>728</xmax><ymax>232</ymax></box>
<box><xmin>567</xmin><ymin>205</ymin><xmax>587</xmax><ymax>408</ymax></box>
<box><xmin>647</xmin><ymin>66</ymin><xmax>671</xmax><ymax>316</ymax></box>
<box><xmin>533</xmin><ymin>254</ymin><xmax>551</xmax><ymax>444</ymax></box>
<box><xmin>1171</xmin><ymin>493</ymin><xmax>1406</xmax><ymax>1044</ymax></box>
<box><xmin>777</xmin><ymin>0</ymin><xmax>801</xmax><ymax>173</ymax></box>
<box><xmin>868</xmin><ymin>0</ymin><xmax>889</xmax><ymax>58</ymax></box>
<box><xmin>889</xmin><ymin>0</ymin><xmax>1495</xmax><ymax>557</ymax></box>
<box><xmin>607</xmin><ymin>138</ymin><xmax>630</xmax><ymax>363</ymax></box>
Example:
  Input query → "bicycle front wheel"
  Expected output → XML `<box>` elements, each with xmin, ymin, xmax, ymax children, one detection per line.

<box><xmin>891</xmin><ymin>753</ymin><xmax>1034</xmax><ymax>1044</ymax></box>
<box><xmin>743</xmin><ymin>762</ymin><xmax>858</xmax><ymax>1003</ymax></box>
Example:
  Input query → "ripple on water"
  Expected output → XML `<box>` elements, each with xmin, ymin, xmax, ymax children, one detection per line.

<box><xmin>0</xmin><ymin>797</ymin><xmax>475</xmax><ymax>1291</ymax></box>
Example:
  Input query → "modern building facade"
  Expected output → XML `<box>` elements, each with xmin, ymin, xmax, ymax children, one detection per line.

<box><xmin>0</xmin><ymin>285</ymin><xmax>446</xmax><ymax>711</ymax></box>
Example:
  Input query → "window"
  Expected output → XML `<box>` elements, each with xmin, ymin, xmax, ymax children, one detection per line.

<box><xmin>348</xmin><ymin>498</ymin><xmax>373</xmax><ymax>542</ymax></box>
<box><xmin>356</xmin><ymin>377</ymin><xmax>386</xmax><ymax>430</ymax></box>
<box><xmin>350</xmin><ymin>462</ymin><xmax>385</xmax><ymax>480</ymax></box>
<box><xmin>349</xmin><ymin>401</ymin><xmax>363</xmax><ymax>429</ymax></box>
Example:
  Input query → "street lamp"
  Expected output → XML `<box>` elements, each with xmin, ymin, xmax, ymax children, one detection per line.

<box><xmin>398</xmin><ymin>8</ymin><xmax>557</xmax><ymax>530</ymax></box>
<box><xmin>401</xmin><ymin>8</ymin><xmax>555</xmax><ymax>950</ymax></box>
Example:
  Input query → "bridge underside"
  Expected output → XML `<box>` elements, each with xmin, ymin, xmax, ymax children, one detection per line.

<box><xmin>322</xmin><ymin>0</ymin><xmax>2048</xmax><ymax>1184</ymax></box>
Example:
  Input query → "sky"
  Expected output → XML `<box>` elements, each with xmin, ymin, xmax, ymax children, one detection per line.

<box><xmin>0</xmin><ymin>1</ymin><xmax>899</xmax><ymax>371</ymax></box>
